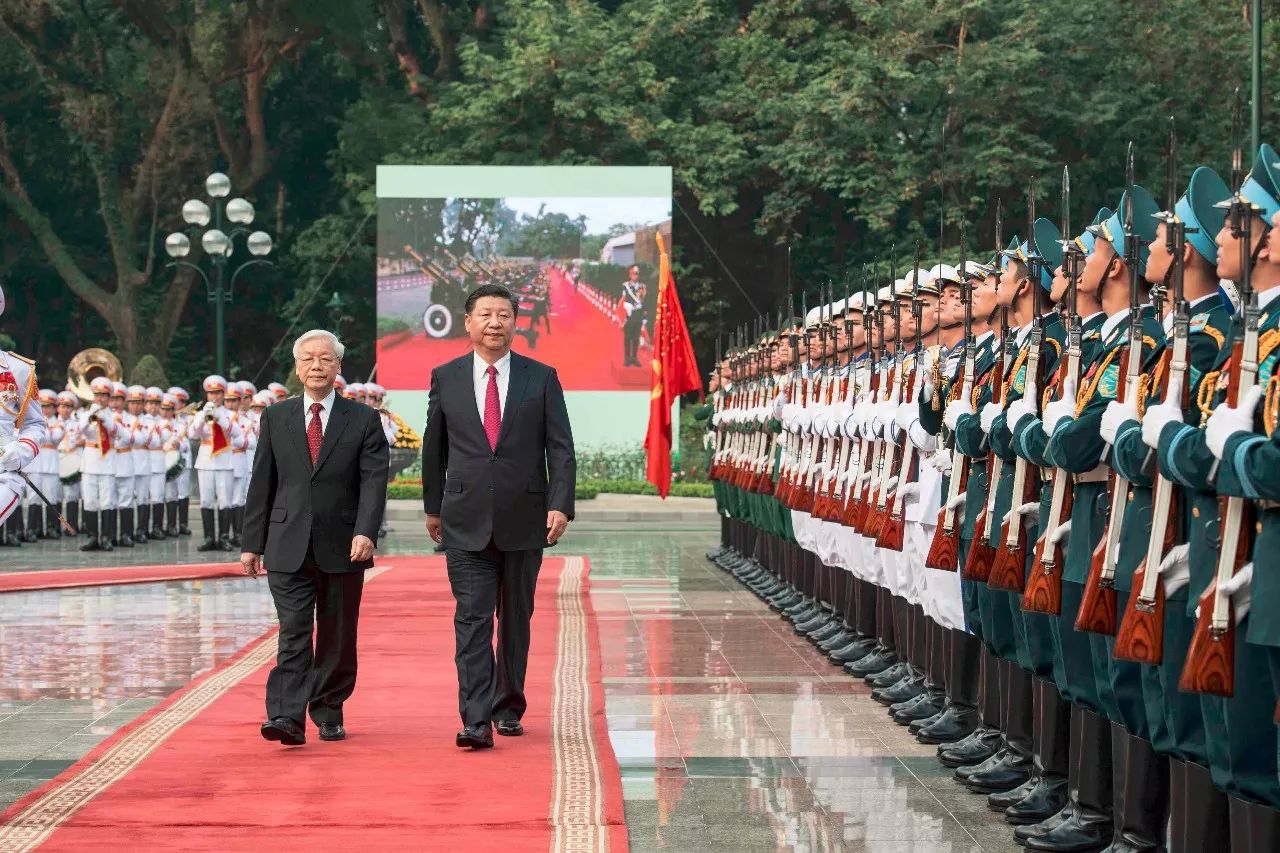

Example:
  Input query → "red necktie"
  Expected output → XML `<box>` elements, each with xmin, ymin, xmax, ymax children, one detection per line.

<box><xmin>484</xmin><ymin>365</ymin><xmax>501</xmax><ymax>451</ymax></box>
<box><xmin>308</xmin><ymin>402</ymin><xmax>324</xmax><ymax>465</ymax></box>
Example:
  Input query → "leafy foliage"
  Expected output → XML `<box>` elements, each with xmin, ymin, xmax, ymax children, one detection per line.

<box><xmin>0</xmin><ymin>0</ymin><xmax>1270</xmax><ymax>395</ymax></box>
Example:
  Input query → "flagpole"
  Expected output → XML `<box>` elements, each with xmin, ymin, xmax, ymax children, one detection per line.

<box><xmin>1251</xmin><ymin>0</ymin><xmax>1262</xmax><ymax>164</ymax></box>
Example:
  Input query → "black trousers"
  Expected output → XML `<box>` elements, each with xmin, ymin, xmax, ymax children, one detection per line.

<box><xmin>265</xmin><ymin>549</ymin><xmax>365</xmax><ymax>727</ymax></box>
<box><xmin>623</xmin><ymin>314</ymin><xmax>643</xmax><ymax>363</ymax></box>
<box><xmin>445</xmin><ymin>541</ymin><xmax>543</xmax><ymax>726</ymax></box>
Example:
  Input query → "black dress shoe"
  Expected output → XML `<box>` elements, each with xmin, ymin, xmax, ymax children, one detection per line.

<box><xmin>907</xmin><ymin>708</ymin><xmax>946</xmax><ymax>735</ymax></box>
<box><xmin>1024</xmin><ymin>807</ymin><xmax>1112</xmax><ymax>851</ymax></box>
<box><xmin>845</xmin><ymin>650</ymin><xmax>897</xmax><ymax>678</ymax></box>
<box><xmin>893</xmin><ymin>691</ymin><xmax>945</xmax><ymax>724</ymax></box>
<box><xmin>869</xmin><ymin>661</ymin><xmax>912</xmax><ymax>688</ymax></box>
<box><xmin>988</xmin><ymin>777</ymin><xmax>1038</xmax><ymax>811</ymax></box>
<box><xmin>873</xmin><ymin>676</ymin><xmax>923</xmax><ymax>706</ymax></box>
<box><xmin>261</xmin><ymin>716</ymin><xmax>305</xmax><ymax>746</ymax></box>
<box><xmin>1005</xmin><ymin>775</ymin><xmax>1069</xmax><ymax>825</ymax></box>
<box><xmin>494</xmin><ymin>719</ymin><xmax>524</xmax><ymax>737</ymax></box>
<box><xmin>915</xmin><ymin>704</ymin><xmax>981</xmax><ymax>745</ymax></box>
<box><xmin>456</xmin><ymin>722</ymin><xmax>494</xmax><ymax>749</ymax></box>
<box><xmin>939</xmin><ymin>727</ymin><xmax>1003</xmax><ymax>767</ymax></box>
<box><xmin>965</xmin><ymin>752</ymin><xmax>1034</xmax><ymax>794</ymax></box>
<box><xmin>318</xmin><ymin>723</ymin><xmax>346</xmax><ymax>741</ymax></box>
<box><xmin>1015</xmin><ymin>803</ymin><xmax>1076</xmax><ymax>845</ymax></box>
<box><xmin>830</xmin><ymin>637</ymin><xmax>878</xmax><ymax>663</ymax></box>
<box><xmin>955</xmin><ymin>748</ymin><xmax>1008</xmax><ymax>782</ymax></box>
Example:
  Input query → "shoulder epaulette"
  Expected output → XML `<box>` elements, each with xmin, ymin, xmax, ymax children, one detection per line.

<box><xmin>7</xmin><ymin>352</ymin><xmax>34</xmax><ymax>366</ymax></box>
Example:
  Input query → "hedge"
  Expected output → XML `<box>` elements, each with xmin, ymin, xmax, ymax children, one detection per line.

<box><xmin>383</xmin><ymin>479</ymin><xmax>710</xmax><ymax>501</ymax></box>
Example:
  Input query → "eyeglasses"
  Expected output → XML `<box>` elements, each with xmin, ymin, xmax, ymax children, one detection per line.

<box><xmin>296</xmin><ymin>355</ymin><xmax>338</xmax><ymax>367</ymax></box>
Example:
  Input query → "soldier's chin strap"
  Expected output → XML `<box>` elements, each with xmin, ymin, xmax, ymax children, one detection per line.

<box><xmin>1247</xmin><ymin>219</ymin><xmax>1273</xmax><ymax>271</ymax></box>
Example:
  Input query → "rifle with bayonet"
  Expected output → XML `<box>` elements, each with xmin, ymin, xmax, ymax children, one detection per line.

<box><xmin>1025</xmin><ymin>166</ymin><xmax>1079</xmax><ymax>614</ymax></box>
<box><xmin>1117</xmin><ymin>124</ymin><xmax>1185</xmax><ymax>662</ymax></box>
<box><xmin>1182</xmin><ymin>93</ymin><xmax>1257</xmax><ymax>696</ymax></box>
<box><xmin>865</xmin><ymin>255</ymin><xmax>903</xmax><ymax>540</ymax></box>
<box><xmin>964</xmin><ymin>203</ymin><xmax>1009</xmax><ymax>582</ymax></box>
<box><xmin>927</xmin><ymin>226</ymin><xmax>972</xmax><ymax>571</ymax></box>
<box><xmin>817</xmin><ymin>278</ymin><xmax>853</xmax><ymax>520</ymax></box>
<box><xmin>846</xmin><ymin>264</ymin><xmax>882</xmax><ymax>530</ymax></box>
<box><xmin>852</xmin><ymin>258</ymin><xmax>889</xmax><ymax>532</ymax></box>
<box><xmin>989</xmin><ymin>183</ymin><xmax>1046</xmax><ymax>592</ymax></box>
<box><xmin>879</xmin><ymin>243</ymin><xmax>925</xmax><ymax>551</ymax></box>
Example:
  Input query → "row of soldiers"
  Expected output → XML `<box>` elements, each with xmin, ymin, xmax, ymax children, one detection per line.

<box><xmin>700</xmin><ymin>139</ymin><xmax>1280</xmax><ymax>851</ymax></box>
<box><xmin>12</xmin><ymin>375</ymin><xmax>397</xmax><ymax>552</ymax></box>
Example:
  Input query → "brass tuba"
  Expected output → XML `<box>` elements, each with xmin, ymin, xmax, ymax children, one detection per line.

<box><xmin>66</xmin><ymin>347</ymin><xmax>123</xmax><ymax>402</ymax></box>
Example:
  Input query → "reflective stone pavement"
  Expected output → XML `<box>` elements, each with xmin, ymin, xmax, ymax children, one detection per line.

<box><xmin>0</xmin><ymin>525</ymin><xmax>1017</xmax><ymax>851</ymax></box>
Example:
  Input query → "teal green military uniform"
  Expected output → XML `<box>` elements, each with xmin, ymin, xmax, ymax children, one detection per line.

<box><xmin>1153</xmin><ymin>157</ymin><xmax>1280</xmax><ymax>808</ymax></box>
<box><xmin>1108</xmin><ymin>166</ymin><xmax>1233</xmax><ymax>764</ymax></box>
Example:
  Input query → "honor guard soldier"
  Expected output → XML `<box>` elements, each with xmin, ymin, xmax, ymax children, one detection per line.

<box><xmin>109</xmin><ymin>381</ymin><xmax>136</xmax><ymax>547</ymax></box>
<box><xmin>225</xmin><ymin>381</ymin><xmax>250</xmax><ymax>547</ymax></box>
<box><xmin>30</xmin><ymin>389</ymin><xmax>61</xmax><ymax>539</ymax></box>
<box><xmin>56</xmin><ymin>390</ymin><xmax>80</xmax><ymax>534</ymax></box>
<box><xmin>79</xmin><ymin>376</ymin><xmax>117</xmax><ymax>551</ymax></box>
<box><xmin>193</xmin><ymin>374</ymin><xmax>238</xmax><ymax>551</ymax></box>
<box><xmin>125</xmin><ymin>385</ymin><xmax>151</xmax><ymax>544</ymax></box>
<box><xmin>267</xmin><ymin>382</ymin><xmax>288</xmax><ymax>403</ymax></box>
<box><xmin>334</xmin><ymin>374</ymin><xmax>348</xmax><ymax>398</ymax></box>
<box><xmin>168</xmin><ymin>386</ymin><xmax>193</xmax><ymax>535</ymax></box>
<box><xmin>141</xmin><ymin>387</ymin><xmax>169</xmax><ymax>540</ymax></box>
<box><xmin>0</xmin><ymin>288</ymin><xmax>47</xmax><ymax>542</ymax></box>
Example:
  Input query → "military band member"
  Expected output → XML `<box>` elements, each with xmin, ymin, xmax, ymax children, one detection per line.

<box><xmin>193</xmin><ymin>374</ymin><xmax>238</xmax><ymax>551</ymax></box>
<box><xmin>141</xmin><ymin>387</ymin><xmax>169</xmax><ymax>540</ymax></box>
<box><xmin>56</xmin><ymin>390</ymin><xmax>80</xmax><ymax>534</ymax></box>
<box><xmin>108</xmin><ymin>381</ymin><xmax>136</xmax><ymax>547</ymax></box>
<box><xmin>168</xmin><ymin>386</ymin><xmax>193</xmax><ymax>535</ymax></box>
<box><xmin>0</xmin><ymin>288</ymin><xmax>47</xmax><ymax>542</ymax></box>
<box><xmin>79</xmin><ymin>376</ymin><xmax>117</xmax><ymax>551</ymax></box>
<box><xmin>30</xmin><ymin>389</ymin><xmax>61</xmax><ymax>540</ymax></box>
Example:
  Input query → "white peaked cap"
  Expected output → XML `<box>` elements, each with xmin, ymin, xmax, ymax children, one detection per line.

<box><xmin>844</xmin><ymin>293</ymin><xmax>866</xmax><ymax>311</ymax></box>
<box><xmin>928</xmin><ymin>263</ymin><xmax>961</xmax><ymax>285</ymax></box>
<box><xmin>961</xmin><ymin>260</ymin><xmax>993</xmax><ymax>278</ymax></box>
<box><xmin>805</xmin><ymin>306</ymin><xmax>823</xmax><ymax>326</ymax></box>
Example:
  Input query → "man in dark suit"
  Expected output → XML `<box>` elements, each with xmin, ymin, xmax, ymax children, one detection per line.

<box><xmin>241</xmin><ymin>329</ymin><xmax>389</xmax><ymax>747</ymax></box>
<box><xmin>422</xmin><ymin>283</ymin><xmax>576</xmax><ymax>750</ymax></box>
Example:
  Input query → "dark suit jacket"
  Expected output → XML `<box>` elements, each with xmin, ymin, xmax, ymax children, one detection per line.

<box><xmin>422</xmin><ymin>351</ymin><xmax>576</xmax><ymax>551</ymax></box>
<box><xmin>242</xmin><ymin>393</ymin><xmax>390</xmax><ymax>573</ymax></box>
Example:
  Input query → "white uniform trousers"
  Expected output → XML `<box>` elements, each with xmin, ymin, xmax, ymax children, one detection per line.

<box><xmin>232</xmin><ymin>472</ymin><xmax>248</xmax><ymax>507</ymax></box>
<box><xmin>81</xmin><ymin>472</ymin><xmax>115</xmax><ymax>512</ymax></box>
<box><xmin>114</xmin><ymin>473</ymin><xmax>134</xmax><ymax>508</ymax></box>
<box><xmin>32</xmin><ymin>472</ymin><xmax>60</xmax><ymax>507</ymax></box>
<box><xmin>0</xmin><ymin>474</ymin><xmax>23</xmax><ymax>526</ymax></box>
<box><xmin>134</xmin><ymin>474</ymin><xmax>150</xmax><ymax>507</ymax></box>
<box><xmin>176</xmin><ymin>461</ymin><xmax>191</xmax><ymax>499</ymax></box>
<box><xmin>147</xmin><ymin>472</ymin><xmax>164</xmax><ymax>503</ymax></box>
<box><xmin>62</xmin><ymin>479</ymin><xmax>80</xmax><ymax>502</ymax></box>
<box><xmin>197</xmin><ymin>469</ymin><xmax>233</xmax><ymax>510</ymax></box>
<box><xmin>164</xmin><ymin>474</ymin><xmax>179</xmax><ymax>501</ymax></box>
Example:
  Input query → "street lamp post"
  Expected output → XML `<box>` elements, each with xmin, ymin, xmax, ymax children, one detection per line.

<box><xmin>164</xmin><ymin>173</ymin><xmax>275</xmax><ymax>376</ymax></box>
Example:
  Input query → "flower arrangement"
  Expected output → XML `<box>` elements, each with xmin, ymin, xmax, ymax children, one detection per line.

<box><xmin>389</xmin><ymin>411</ymin><xmax>421</xmax><ymax>449</ymax></box>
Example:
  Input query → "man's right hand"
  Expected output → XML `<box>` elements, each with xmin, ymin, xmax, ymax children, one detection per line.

<box><xmin>240</xmin><ymin>552</ymin><xmax>264</xmax><ymax>577</ymax></box>
<box><xmin>425</xmin><ymin>514</ymin><xmax>443</xmax><ymax>544</ymax></box>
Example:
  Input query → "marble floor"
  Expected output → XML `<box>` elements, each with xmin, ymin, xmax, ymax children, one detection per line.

<box><xmin>0</xmin><ymin>525</ymin><xmax>1017</xmax><ymax>851</ymax></box>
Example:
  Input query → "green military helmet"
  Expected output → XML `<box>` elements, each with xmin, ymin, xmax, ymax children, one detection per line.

<box><xmin>1159</xmin><ymin>166</ymin><xmax>1230</xmax><ymax>266</ymax></box>
<box><xmin>1092</xmin><ymin>185</ymin><xmax>1160</xmax><ymax>276</ymax></box>
<box><xmin>1071</xmin><ymin>207</ymin><xmax>1112</xmax><ymax>257</ymax></box>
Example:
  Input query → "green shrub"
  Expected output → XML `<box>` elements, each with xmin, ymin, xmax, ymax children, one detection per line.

<box><xmin>377</xmin><ymin>316</ymin><xmax>411</xmax><ymax>337</ymax></box>
<box><xmin>577</xmin><ymin>478</ymin><xmax>713</xmax><ymax>499</ymax></box>
<box><xmin>385</xmin><ymin>479</ymin><xmax>602</xmax><ymax>501</ymax></box>
<box><xmin>577</xmin><ymin>444</ymin><xmax>648</xmax><ymax>481</ymax></box>
<box><xmin>130</xmin><ymin>354</ymin><xmax>168</xmax><ymax>388</ymax></box>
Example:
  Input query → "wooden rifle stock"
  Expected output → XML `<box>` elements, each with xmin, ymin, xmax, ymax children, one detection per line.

<box><xmin>1182</xmin><ymin>339</ymin><xmax>1252</xmax><ymax>695</ymax></box>
<box><xmin>926</xmin><ymin>460</ymin><xmax>967</xmax><ymax>571</ymax></box>
<box><xmin>1023</xmin><ymin>471</ymin><xmax>1073</xmax><ymax>614</ymax></box>
<box><xmin>1075</xmin><ymin>473</ymin><xmax>1120</xmax><ymax>634</ymax></box>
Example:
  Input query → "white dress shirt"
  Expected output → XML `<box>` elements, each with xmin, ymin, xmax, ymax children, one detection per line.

<box><xmin>303</xmin><ymin>389</ymin><xmax>337</xmax><ymax>435</ymax></box>
<box><xmin>473</xmin><ymin>351</ymin><xmax>512</xmax><ymax>422</ymax></box>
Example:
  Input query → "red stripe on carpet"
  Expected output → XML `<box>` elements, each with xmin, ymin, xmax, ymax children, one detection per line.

<box><xmin>0</xmin><ymin>556</ymin><xmax>628</xmax><ymax>852</ymax></box>
<box><xmin>0</xmin><ymin>563</ymin><xmax>245</xmax><ymax>594</ymax></box>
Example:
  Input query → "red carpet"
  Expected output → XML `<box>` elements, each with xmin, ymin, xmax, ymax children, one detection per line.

<box><xmin>0</xmin><ymin>556</ymin><xmax>628</xmax><ymax>852</ymax></box>
<box><xmin>0</xmin><ymin>563</ymin><xmax>244</xmax><ymax>594</ymax></box>
<box><xmin>377</xmin><ymin>264</ymin><xmax>650</xmax><ymax>391</ymax></box>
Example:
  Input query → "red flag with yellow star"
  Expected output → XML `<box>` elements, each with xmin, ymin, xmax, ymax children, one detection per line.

<box><xmin>644</xmin><ymin>232</ymin><xmax>701</xmax><ymax>498</ymax></box>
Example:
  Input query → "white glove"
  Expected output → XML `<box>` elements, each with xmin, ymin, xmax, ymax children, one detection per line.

<box><xmin>1159</xmin><ymin>543</ymin><xmax>1191</xmax><ymax>598</ymax></box>
<box><xmin>1005</xmin><ymin>397</ymin><xmax>1035</xmax><ymax>433</ymax></box>
<box><xmin>945</xmin><ymin>491</ymin><xmax>967</xmax><ymax>512</ymax></box>
<box><xmin>908</xmin><ymin>421</ymin><xmax>937</xmax><ymax>452</ymax></box>
<box><xmin>88</xmin><ymin>403</ymin><xmax>101</xmax><ymax>416</ymax></box>
<box><xmin>1142</xmin><ymin>376</ymin><xmax>1183</xmax><ymax>450</ymax></box>
<box><xmin>810</xmin><ymin>407</ymin><xmax>829</xmax><ymax>437</ymax></box>
<box><xmin>1044</xmin><ymin>376</ymin><xmax>1075</xmax><ymax>435</ymax></box>
<box><xmin>0</xmin><ymin>449</ymin><xmax>21</xmax><ymax>472</ymax></box>
<box><xmin>842</xmin><ymin>411</ymin><xmax>860</xmax><ymax>440</ymax></box>
<box><xmin>980</xmin><ymin>401</ymin><xmax>1003</xmax><ymax>434</ymax></box>
<box><xmin>1048</xmin><ymin>519</ymin><xmax>1072</xmax><ymax>545</ymax></box>
<box><xmin>1205</xmin><ymin>385</ymin><xmax>1261</xmax><ymax>460</ymax></box>
<box><xmin>1219</xmin><ymin>562</ymin><xmax>1254</xmax><ymax>624</ymax></box>
<box><xmin>917</xmin><ymin>349</ymin><xmax>936</xmax><ymax>399</ymax></box>
<box><xmin>1100</xmin><ymin>400</ymin><xmax>1139</xmax><ymax>446</ymax></box>
<box><xmin>895</xmin><ymin>402</ymin><xmax>919</xmax><ymax>436</ymax></box>
<box><xmin>943</xmin><ymin>397</ymin><xmax>974</xmax><ymax>431</ymax></box>
<box><xmin>711</xmin><ymin>411</ymin><xmax>723</xmax><ymax>427</ymax></box>
<box><xmin>896</xmin><ymin>482</ymin><xmax>919</xmax><ymax>506</ymax></box>
<box><xmin>929</xmin><ymin>450</ymin><xmax>954</xmax><ymax>476</ymax></box>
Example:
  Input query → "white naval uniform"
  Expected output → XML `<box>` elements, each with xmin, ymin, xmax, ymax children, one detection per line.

<box><xmin>192</xmin><ymin>404</ymin><xmax>237</xmax><ymax>510</ymax></box>
<box><xmin>230</xmin><ymin>411</ymin><xmax>250</xmax><ymax>507</ymax></box>
<box><xmin>143</xmin><ymin>414</ymin><xmax>168</xmax><ymax>504</ymax></box>
<box><xmin>175</xmin><ymin>413</ymin><xmax>193</xmax><ymax>500</ymax></box>
<box><xmin>34</xmin><ymin>413</ymin><xmax>63</xmax><ymax>510</ymax></box>
<box><xmin>112</xmin><ymin>410</ymin><xmax>136</xmax><ymax>510</ymax></box>
<box><xmin>0</xmin><ymin>352</ymin><xmax>48</xmax><ymax>524</ymax></box>
<box><xmin>78</xmin><ymin>406</ymin><xmax>117</xmax><ymax>513</ymax></box>
<box><xmin>58</xmin><ymin>414</ymin><xmax>80</xmax><ymax>503</ymax></box>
